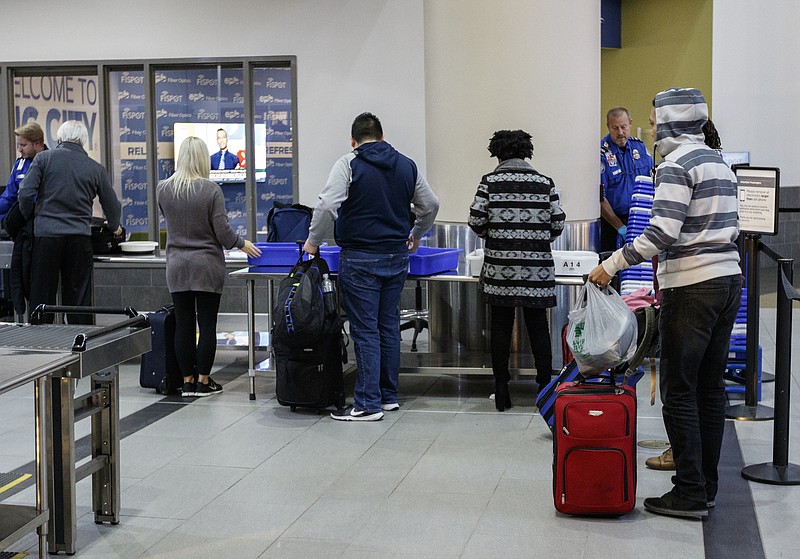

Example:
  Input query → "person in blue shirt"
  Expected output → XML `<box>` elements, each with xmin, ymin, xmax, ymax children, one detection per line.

<box><xmin>0</xmin><ymin>122</ymin><xmax>47</xmax><ymax>223</ymax></box>
<box><xmin>209</xmin><ymin>128</ymin><xmax>240</xmax><ymax>170</ymax></box>
<box><xmin>600</xmin><ymin>107</ymin><xmax>654</xmax><ymax>252</ymax></box>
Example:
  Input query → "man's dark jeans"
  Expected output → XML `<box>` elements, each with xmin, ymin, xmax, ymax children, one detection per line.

<box><xmin>338</xmin><ymin>249</ymin><xmax>409</xmax><ymax>413</ymax></box>
<box><xmin>658</xmin><ymin>274</ymin><xmax>742</xmax><ymax>503</ymax></box>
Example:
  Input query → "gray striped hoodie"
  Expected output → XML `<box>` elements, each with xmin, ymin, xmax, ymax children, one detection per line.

<box><xmin>601</xmin><ymin>88</ymin><xmax>740</xmax><ymax>289</ymax></box>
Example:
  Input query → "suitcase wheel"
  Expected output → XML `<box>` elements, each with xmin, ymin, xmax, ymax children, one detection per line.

<box><xmin>290</xmin><ymin>405</ymin><xmax>297</xmax><ymax>412</ymax></box>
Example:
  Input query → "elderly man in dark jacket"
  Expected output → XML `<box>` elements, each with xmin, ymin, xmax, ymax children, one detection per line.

<box><xmin>18</xmin><ymin>120</ymin><xmax>122</xmax><ymax>324</ymax></box>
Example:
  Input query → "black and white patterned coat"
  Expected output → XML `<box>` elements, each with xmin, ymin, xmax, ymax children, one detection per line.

<box><xmin>468</xmin><ymin>159</ymin><xmax>566</xmax><ymax>308</ymax></box>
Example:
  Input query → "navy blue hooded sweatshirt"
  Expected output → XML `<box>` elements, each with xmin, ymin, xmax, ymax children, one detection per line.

<box><xmin>335</xmin><ymin>141</ymin><xmax>417</xmax><ymax>253</ymax></box>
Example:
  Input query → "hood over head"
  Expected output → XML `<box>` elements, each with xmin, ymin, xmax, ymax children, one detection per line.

<box><xmin>653</xmin><ymin>88</ymin><xmax>708</xmax><ymax>157</ymax></box>
<box><xmin>353</xmin><ymin>140</ymin><xmax>398</xmax><ymax>171</ymax></box>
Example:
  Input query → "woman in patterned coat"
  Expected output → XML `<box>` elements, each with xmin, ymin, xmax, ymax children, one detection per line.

<box><xmin>469</xmin><ymin>130</ymin><xmax>566</xmax><ymax>411</ymax></box>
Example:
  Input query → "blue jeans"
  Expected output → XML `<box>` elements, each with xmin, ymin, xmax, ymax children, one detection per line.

<box><xmin>658</xmin><ymin>274</ymin><xmax>742</xmax><ymax>503</ymax></box>
<box><xmin>338</xmin><ymin>249</ymin><xmax>409</xmax><ymax>413</ymax></box>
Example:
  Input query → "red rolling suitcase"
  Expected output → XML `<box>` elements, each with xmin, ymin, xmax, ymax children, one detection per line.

<box><xmin>552</xmin><ymin>378</ymin><xmax>637</xmax><ymax>516</ymax></box>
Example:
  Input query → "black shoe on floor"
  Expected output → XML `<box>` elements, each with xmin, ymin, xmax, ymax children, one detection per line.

<box><xmin>643</xmin><ymin>491</ymin><xmax>709</xmax><ymax>520</ymax></box>
<box><xmin>330</xmin><ymin>406</ymin><xmax>384</xmax><ymax>421</ymax></box>
<box><xmin>495</xmin><ymin>382</ymin><xmax>512</xmax><ymax>412</ymax></box>
<box><xmin>181</xmin><ymin>382</ymin><xmax>196</xmax><ymax>397</ymax></box>
<box><xmin>195</xmin><ymin>379</ymin><xmax>223</xmax><ymax>397</ymax></box>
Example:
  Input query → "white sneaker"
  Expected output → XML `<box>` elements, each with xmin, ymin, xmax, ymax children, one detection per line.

<box><xmin>381</xmin><ymin>402</ymin><xmax>400</xmax><ymax>411</ymax></box>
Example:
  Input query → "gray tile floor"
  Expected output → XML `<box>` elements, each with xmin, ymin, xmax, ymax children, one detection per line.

<box><xmin>2</xmin><ymin>297</ymin><xmax>800</xmax><ymax>558</ymax></box>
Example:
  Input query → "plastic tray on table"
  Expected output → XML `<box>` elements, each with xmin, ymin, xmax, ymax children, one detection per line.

<box><xmin>408</xmin><ymin>246</ymin><xmax>462</xmax><ymax>275</ymax></box>
<box><xmin>247</xmin><ymin>242</ymin><xmax>305</xmax><ymax>266</ymax></box>
<box><xmin>317</xmin><ymin>245</ymin><xmax>341</xmax><ymax>272</ymax></box>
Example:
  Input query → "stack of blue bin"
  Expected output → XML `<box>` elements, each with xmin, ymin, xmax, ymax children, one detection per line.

<box><xmin>725</xmin><ymin>287</ymin><xmax>762</xmax><ymax>399</ymax></box>
<box><xmin>619</xmin><ymin>176</ymin><xmax>655</xmax><ymax>295</ymax></box>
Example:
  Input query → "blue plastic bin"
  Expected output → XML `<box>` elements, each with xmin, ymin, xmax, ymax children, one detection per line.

<box><xmin>247</xmin><ymin>242</ymin><xmax>305</xmax><ymax>266</ymax></box>
<box><xmin>318</xmin><ymin>245</ymin><xmax>340</xmax><ymax>272</ymax></box>
<box><xmin>408</xmin><ymin>246</ymin><xmax>461</xmax><ymax>275</ymax></box>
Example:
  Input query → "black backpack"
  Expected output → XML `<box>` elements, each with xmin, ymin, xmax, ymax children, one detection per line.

<box><xmin>266</xmin><ymin>201</ymin><xmax>313</xmax><ymax>242</ymax></box>
<box><xmin>271</xmin><ymin>255</ymin><xmax>333</xmax><ymax>350</ymax></box>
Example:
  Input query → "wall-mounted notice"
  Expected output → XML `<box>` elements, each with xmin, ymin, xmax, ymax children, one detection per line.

<box><xmin>735</xmin><ymin>166</ymin><xmax>780</xmax><ymax>236</ymax></box>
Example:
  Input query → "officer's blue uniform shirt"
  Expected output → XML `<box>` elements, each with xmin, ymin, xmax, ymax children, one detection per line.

<box><xmin>0</xmin><ymin>157</ymin><xmax>34</xmax><ymax>221</ymax></box>
<box><xmin>600</xmin><ymin>134</ymin><xmax>653</xmax><ymax>217</ymax></box>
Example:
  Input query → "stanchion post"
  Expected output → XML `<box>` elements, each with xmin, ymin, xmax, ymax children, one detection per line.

<box><xmin>741</xmin><ymin>258</ymin><xmax>800</xmax><ymax>484</ymax></box>
<box><xmin>727</xmin><ymin>233</ymin><xmax>773</xmax><ymax>420</ymax></box>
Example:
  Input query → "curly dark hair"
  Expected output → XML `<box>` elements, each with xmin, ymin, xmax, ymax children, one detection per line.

<box><xmin>487</xmin><ymin>130</ymin><xmax>534</xmax><ymax>161</ymax></box>
<box><xmin>702</xmin><ymin>119</ymin><xmax>722</xmax><ymax>150</ymax></box>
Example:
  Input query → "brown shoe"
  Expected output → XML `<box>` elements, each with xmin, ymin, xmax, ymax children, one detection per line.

<box><xmin>646</xmin><ymin>447</ymin><xmax>675</xmax><ymax>470</ymax></box>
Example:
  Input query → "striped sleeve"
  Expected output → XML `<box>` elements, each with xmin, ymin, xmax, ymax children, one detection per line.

<box><xmin>468</xmin><ymin>180</ymin><xmax>489</xmax><ymax>238</ymax></box>
<box><xmin>604</xmin><ymin>160</ymin><xmax>693</xmax><ymax>273</ymax></box>
<box><xmin>550</xmin><ymin>184</ymin><xmax>566</xmax><ymax>240</ymax></box>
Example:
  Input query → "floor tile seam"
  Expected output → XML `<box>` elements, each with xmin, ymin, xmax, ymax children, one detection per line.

<box><xmin>383</xmin><ymin>436</ymin><xmax>436</xmax><ymax>501</ymax></box>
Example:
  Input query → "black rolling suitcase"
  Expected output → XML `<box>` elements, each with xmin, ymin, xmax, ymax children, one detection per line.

<box><xmin>274</xmin><ymin>329</ymin><xmax>347</xmax><ymax>412</ymax></box>
<box><xmin>271</xmin><ymin>254</ymin><xmax>347</xmax><ymax>412</ymax></box>
<box><xmin>139</xmin><ymin>305</ymin><xmax>182</xmax><ymax>395</ymax></box>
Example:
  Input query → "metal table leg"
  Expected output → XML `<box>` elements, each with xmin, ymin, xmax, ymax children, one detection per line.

<box><xmin>46</xmin><ymin>376</ymin><xmax>76</xmax><ymax>555</ymax></box>
<box><xmin>91</xmin><ymin>368</ymin><xmax>120</xmax><ymax>524</ymax></box>
<box><xmin>247</xmin><ymin>277</ymin><xmax>257</xmax><ymax>400</ymax></box>
<box><xmin>35</xmin><ymin>376</ymin><xmax>48</xmax><ymax>559</ymax></box>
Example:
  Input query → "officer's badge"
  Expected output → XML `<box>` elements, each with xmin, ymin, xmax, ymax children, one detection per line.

<box><xmin>632</xmin><ymin>149</ymin><xmax>640</xmax><ymax>160</ymax></box>
<box><xmin>605</xmin><ymin>152</ymin><xmax>617</xmax><ymax>166</ymax></box>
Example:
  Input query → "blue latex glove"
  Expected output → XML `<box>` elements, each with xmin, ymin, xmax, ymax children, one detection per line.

<box><xmin>617</xmin><ymin>225</ymin><xmax>627</xmax><ymax>239</ymax></box>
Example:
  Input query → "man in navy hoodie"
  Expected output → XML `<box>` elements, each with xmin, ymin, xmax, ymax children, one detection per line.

<box><xmin>305</xmin><ymin>112</ymin><xmax>439</xmax><ymax>421</ymax></box>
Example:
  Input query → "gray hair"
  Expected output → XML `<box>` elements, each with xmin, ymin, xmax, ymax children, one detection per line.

<box><xmin>57</xmin><ymin>120</ymin><xmax>89</xmax><ymax>146</ymax></box>
<box><xmin>606</xmin><ymin>107</ymin><xmax>632</xmax><ymax>124</ymax></box>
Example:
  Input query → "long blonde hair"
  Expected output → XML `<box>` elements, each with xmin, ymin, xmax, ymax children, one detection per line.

<box><xmin>168</xmin><ymin>136</ymin><xmax>211</xmax><ymax>198</ymax></box>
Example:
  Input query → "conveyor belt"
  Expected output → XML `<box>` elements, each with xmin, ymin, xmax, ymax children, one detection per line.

<box><xmin>0</xmin><ymin>323</ymin><xmax>96</xmax><ymax>351</ymax></box>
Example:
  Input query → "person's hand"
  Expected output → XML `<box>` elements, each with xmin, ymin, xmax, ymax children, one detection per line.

<box><xmin>303</xmin><ymin>240</ymin><xmax>319</xmax><ymax>255</ymax></box>
<box><xmin>114</xmin><ymin>225</ymin><xmax>123</xmax><ymax>236</ymax></box>
<box><xmin>587</xmin><ymin>263</ymin><xmax>613</xmax><ymax>288</ymax></box>
<box><xmin>407</xmin><ymin>234</ymin><xmax>420</xmax><ymax>253</ymax></box>
<box><xmin>617</xmin><ymin>225</ymin><xmax>627</xmax><ymax>239</ymax></box>
<box><xmin>241</xmin><ymin>240</ymin><xmax>261</xmax><ymax>258</ymax></box>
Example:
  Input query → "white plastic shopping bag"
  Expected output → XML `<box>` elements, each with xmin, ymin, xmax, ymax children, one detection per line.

<box><xmin>566</xmin><ymin>282</ymin><xmax>638</xmax><ymax>376</ymax></box>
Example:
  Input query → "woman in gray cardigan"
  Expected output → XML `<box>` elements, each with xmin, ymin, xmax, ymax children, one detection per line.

<box><xmin>157</xmin><ymin>136</ymin><xmax>261</xmax><ymax>397</ymax></box>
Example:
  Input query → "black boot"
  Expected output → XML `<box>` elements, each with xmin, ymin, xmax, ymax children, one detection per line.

<box><xmin>495</xmin><ymin>381</ymin><xmax>512</xmax><ymax>412</ymax></box>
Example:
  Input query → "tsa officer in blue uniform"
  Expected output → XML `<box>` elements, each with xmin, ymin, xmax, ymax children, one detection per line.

<box><xmin>599</xmin><ymin>107</ymin><xmax>653</xmax><ymax>252</ymax></box>
<box><xmin>210</xmin><ymin>128</ymin><xmax>240</xmax><ymax>170</ymax></box>
<box><xmin>0</xmin><ymin>122</ymin><xmax>47</xmax><ymax>223</ymax></box>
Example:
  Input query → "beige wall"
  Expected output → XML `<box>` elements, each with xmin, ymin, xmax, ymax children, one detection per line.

<box><xmin>424</xmin><ymin>0</ymin><xmax>601</xmax><ymax>223</ymax></box>
<box><xmin>601</xmin><ymin>0</ymin><xmax>713</xmax><ymax>146</ymax></box>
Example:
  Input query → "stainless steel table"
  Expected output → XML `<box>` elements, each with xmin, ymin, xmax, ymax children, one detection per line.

<box><xmin>0</xmin><ymin>313</ymin><xmax>150</xmax><ymax>555</ymax></box>
<box><xmin>0</xmin><ymin>349</ymin><xmax>74</xmax><ymax>559</ymax></box>
<box><xmin>229</xmin><ymin>266</ymin><xmax>585</xmax><ymax>400</ymax></box>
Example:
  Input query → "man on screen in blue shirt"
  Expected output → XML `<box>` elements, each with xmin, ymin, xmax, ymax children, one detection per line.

<box><xmin>210</xmin><ymin>128</ymin><xmax>240</xmax><ymax>170</ymax></box>
<box><xmin>599</xmin><ymin>107</ymin><xmax>654</xmax><ymax>252</ymax></box>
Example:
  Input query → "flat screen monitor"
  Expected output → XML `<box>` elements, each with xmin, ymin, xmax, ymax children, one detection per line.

<box><xmin>173</xmin><ymin>122</ymin><xmax>266</xmax><ymax>182</ymax></box>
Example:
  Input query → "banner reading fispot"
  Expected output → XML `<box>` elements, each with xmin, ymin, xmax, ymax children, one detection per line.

<box><xmin>14</xmin><ymin>75</ymin><xmax>100</xmax><ymax>161</ymax></box>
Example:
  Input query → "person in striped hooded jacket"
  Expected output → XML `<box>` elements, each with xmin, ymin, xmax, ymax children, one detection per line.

<box><xmin>589</xmin><ymin>88</ymin><xmax>742</xmax><ymax>520</ymax></box>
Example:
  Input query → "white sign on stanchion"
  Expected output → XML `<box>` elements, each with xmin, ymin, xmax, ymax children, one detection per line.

<box><xmin>735</xmin><ymin>166</ymin><xmax>780</xmax><ymax>235</ymax></box>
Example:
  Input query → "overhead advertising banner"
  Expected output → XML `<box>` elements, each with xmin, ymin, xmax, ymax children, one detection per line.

<box><xmin>13</xmin><ymin>75</ymin><xmax>101</xmax><ymax>161</ymax></box>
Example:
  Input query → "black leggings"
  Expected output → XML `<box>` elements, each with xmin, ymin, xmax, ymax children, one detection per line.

<box><xmin>171</xmin><ymin>291</ymin><xmax>221</xmax><ymax>377</ymax></box>
<box><xmin>490</xmin><ymin>305</ymin><xmax>553</xmax><ymax>386</ymax></box>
